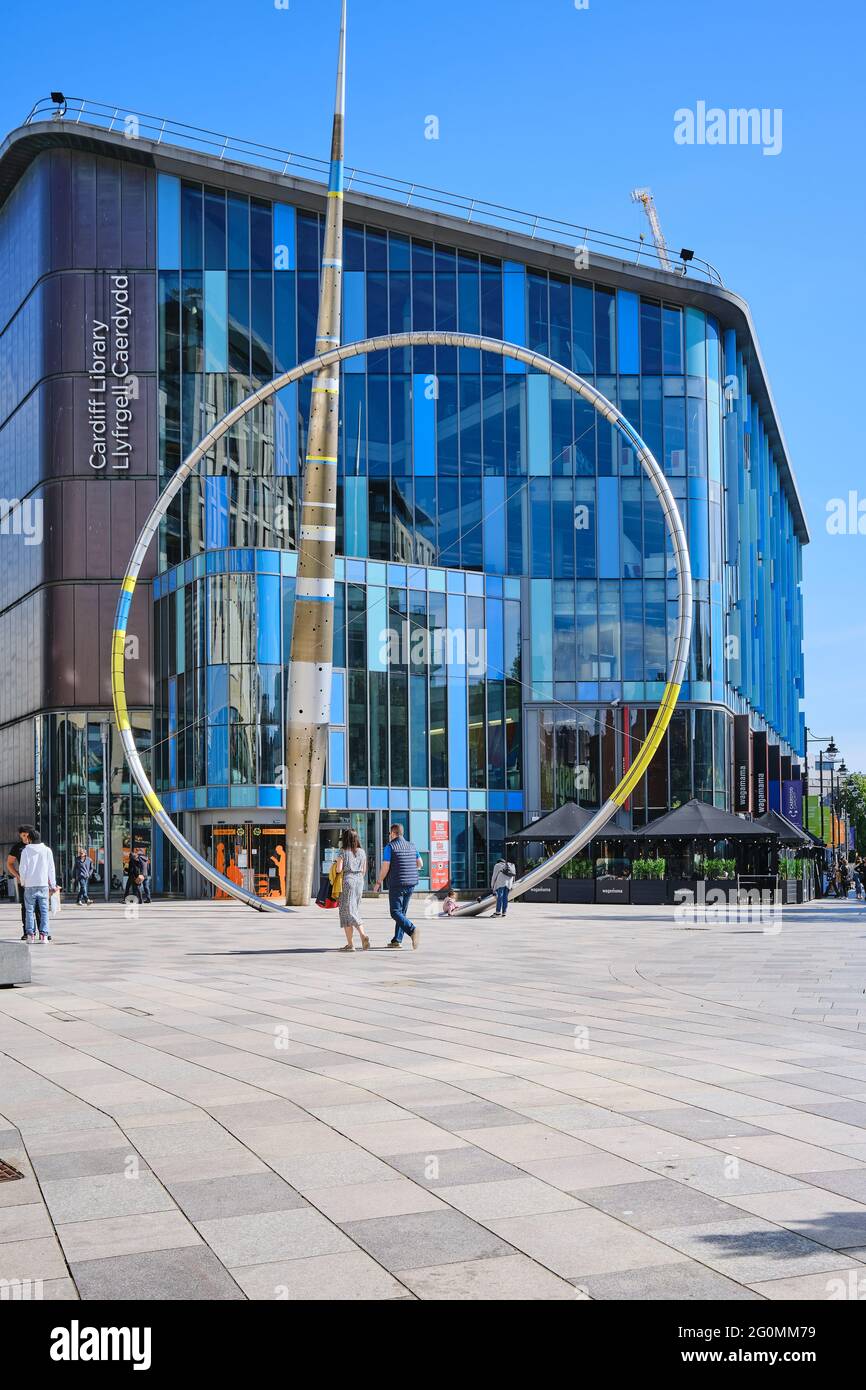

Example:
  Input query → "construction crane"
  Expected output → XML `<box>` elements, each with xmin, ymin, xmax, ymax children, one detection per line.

<box><xmin>631</xmin><ymin>187</ymin><xmax>673</xmax><ymax>273</ymax></box>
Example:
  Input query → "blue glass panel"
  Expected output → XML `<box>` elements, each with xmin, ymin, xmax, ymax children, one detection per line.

<box><xmin>207</xmin><ymin>786</ymin><xmax>229</xmax><ymax>808</ymax></box>
<box><xmin>259</xmin><ymin>786</ymin><xmax>284</xmax><ymax>807</ymax></box>
<box><xmin>503</xmin><ymin>261</ymin><xmax>527</xmax><ymax>373</ymax></box>
<box><xmin>617</xmin><ymin>290</ymin><xmax>639</xmax><ymax>374</ymax></box>
<box><xmin>413</xmin><ymin>374</ymin><xmax>435</xmax><ymax>475</ymax></box>
<box><xmin>207</xmin><ymin>725</ymin><xmax>229</xmax><ymax>784</ymax></box>
<box><xmin>597</xmin><ymin>477</ymin><xmax>620</xmax><ymax>578</ymax></box>
<box><xmin>157</xmin><ymin>174</ymin><xmax>181</xmax><ymax>270</ymax></box>
<box><xmin>256</xmin><ymin>574</ymin><xmax>281</xmax><ymax>665</ymax></box>
<box><xmin>688</xmin><ymin>496</ymin><xmax>710</xmax><ymax>580</ymax></box>
<box><xmin>389</xmin><ymin>788</ymin><xmax>410</xmax><ymax>809</ymax></box>
<box><xmin>483</xmin><ymin>478</ymin><xmax>505</xmax><ymax>575</ymax></box>
<box><xmin>330</xmin><ymin>670</ymin><xmax>345</xmax><ymax>725</ymax></box>
<box><xmin>410</xmin><ymin>789</ymin><xmax>429</xmax><ymax>810</ymax></box>
<box><xmin>230</xmin><ymin>787</ymin><xmax>257</xmax><ymax>808</ymax></box>
<box><xmin>446</xmin><ymin>570</ymin><xmax>465</xmax><ymax>593</ymax></box>
<box><xmin>273</xmin><ymin>203</ymin><xmax>296</xmax><ymax>270</ymax></box>
<box><xmin>205</xmin><ymin>476</ymin><xmax>229</xmax><ymax>549</ymax></box>
<box><xmin>527</xmin><ymin>374</ymin><xmax>551</xmax><ymax>475</ymax></box>
<box><xmin>207</xmin><ymin>664</ymin><xmax>228</xmax><ymax>721</ymax></box>
<box><xmin>369</xmin><ymin>788</ymin><xmax>389</xmax><ymax>808</ymax></box>
<box><xmin>343</xmin><ymin>271</ymin><xmax>365</xmax><ymax>373</ymax></box>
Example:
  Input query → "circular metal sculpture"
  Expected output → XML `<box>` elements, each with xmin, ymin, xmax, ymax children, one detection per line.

<box><xmin>112</xmin><ymin>331</ymin><xmax>692</xmax><ymax>915</ymax></box>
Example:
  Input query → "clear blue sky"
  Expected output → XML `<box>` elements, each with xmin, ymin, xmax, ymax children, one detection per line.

<box><xmin>4</xmin><ymin>0</ymin><xmax>865</xmax><ymax>768</ymax></box>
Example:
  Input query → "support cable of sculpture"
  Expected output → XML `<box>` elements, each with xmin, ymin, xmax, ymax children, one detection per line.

<box><xmin>111</xmin><ymin>331</ymin><xmax>693</xmax><ymax>916</ymax></box>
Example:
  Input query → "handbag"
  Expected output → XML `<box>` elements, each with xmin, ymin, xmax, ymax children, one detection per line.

<box><xmin>50</xmin><ymin>889</ymin><xmax>62</xmax><ymax>915</ymax></box>
<box><xmin>315</xmin><ymin>873</ymin><xmax>338</xmax><ymax>909</ymax></box>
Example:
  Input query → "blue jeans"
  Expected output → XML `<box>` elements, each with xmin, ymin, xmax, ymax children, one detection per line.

<box><xmin>24</xmin><ymin>886</ymin><xmax>50</xmax><ymax>938</ymax></box>
<box><xmin>495</xmin><ymin>886</ymin><xmax>510</xmax><ymax>915</ymax></box>
<box><xmin>389</xmin><ymin>885</ymin><xmax>416</xmax><ymax>942</ymax></box>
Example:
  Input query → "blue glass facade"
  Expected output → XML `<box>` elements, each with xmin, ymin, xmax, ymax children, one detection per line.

<box><xmin>150</xmin><ymin>171</ymin><xmax>807</xmax><ymax>893</ymax></box>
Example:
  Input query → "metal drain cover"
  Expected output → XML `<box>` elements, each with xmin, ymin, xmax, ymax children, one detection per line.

<box><xmin>0</xmin><ymin>1159</ymin><xmax>24</xmax><ymax>1182</ymax></box>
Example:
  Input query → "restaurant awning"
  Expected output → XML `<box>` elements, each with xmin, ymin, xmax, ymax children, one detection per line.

<box><xmin>638</xmin><ymin>798</ymin><xmax>774</xmax><ymax>838</ymax></box>
<box><xmin>513</xmin><ymin>801</ymin><xmax>635</xmax><ymax>841</ymax></box>
<box><xmin>756</xmin><ymin>810</ymin><xmax>811</xmax><ymax>846</ymax></box>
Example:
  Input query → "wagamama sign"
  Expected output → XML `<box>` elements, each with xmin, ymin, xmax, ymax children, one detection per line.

<box><xmin>88</xmin><ymin>274</ymin><xmax>135</xmax><ymax>470</ymax></box>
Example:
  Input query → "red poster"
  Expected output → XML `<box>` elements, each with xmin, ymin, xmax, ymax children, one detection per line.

<box><xmin>430</xmin><ymin>816</ymin><xmax>450</xmax><ymax>891</ymax></box>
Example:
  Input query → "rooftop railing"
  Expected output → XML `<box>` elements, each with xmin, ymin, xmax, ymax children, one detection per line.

<box><xmin>23</xmin><ymin>95</ymin><xmax>724</xmax><ymax>287</ymax></box>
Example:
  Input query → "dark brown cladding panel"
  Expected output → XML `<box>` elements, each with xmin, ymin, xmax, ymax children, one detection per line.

<box><xmin>47</xmin><ymin>148</ymin><xmax>155</xmax><ymax>271</ymax></box>
<box><xmin>43</xmin><ymin>581</ymin><xmax>152</xmax><ymax>709</ymax></box>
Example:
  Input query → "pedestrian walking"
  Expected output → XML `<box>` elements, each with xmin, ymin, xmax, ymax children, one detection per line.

<box><xmin>376</xmin><ymin>823</ymin><xmax>423</xmax><ymax>950</ymax></box>
<box><xmin>18</xmin><ymin>830</ymin><xmax>57</xmax><ymax>942</ymax></box>
<box><xmin>138</xmin><ymin>848</ymin><xmax>152</xmax><ymax>903</ymax></box>
<box><xmin>7</xmin><ymin>826</ymin><xmax>44</xmax><ymax>939</ymax></box>
<box><xmin>490</xmin><ymin>854</ymin><xmax>517</xmax><ymax>917</ymax></box>
<box><xmin>334</xmin><ymin>829</ymin><xmax>370</xmax><ymax>951</ymax></box>
<box><xmin>124</xmin><ymin>847</ymin><xmax>144</xmax><ymax>904</ymax></box>
<box><xmin>72</xmin><ymin>848</ymin><xmax>94</xmax><ymax>905</ymax></box>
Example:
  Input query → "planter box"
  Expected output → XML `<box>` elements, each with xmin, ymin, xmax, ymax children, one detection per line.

<box><xmin>557</xmin><ymin>879</ymin><xmax>594</xmax><ymax>904</ymax></box>
<box><xmin>630</xmin><ymin>880</ymin><xmax>667</xmax><ymax>906</ymax></box>
<box><xmin>595</xmin><ymin>877</ymin><xmax>631</xmax><ymax>905</ymax></box>
<box><xmin>783</xmin><ymin>878</ymin><xmax>805</xmax><ymax>904</ymax></box>
<box><xmin>521</xmin><ymin>878</ymin><xmax>558</xmax><ymax>905</ymax></box>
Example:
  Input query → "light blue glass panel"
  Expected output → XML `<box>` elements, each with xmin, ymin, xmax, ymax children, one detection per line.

<box><xmin>331</xmin><ymin>670</ymin><xmax>346</xmax><ymax>724</ymax></box>
<box><xmin>428</xmin><ymin>569</ymin><xmax>446</xmax><ymax>592</ymax></box>
<box><xmin>205</xmin><ymin>476</ymin><xmax>230</xmax><ymax>549</ymax></box>
<box><xmin>157</xmin><ymin>173</ymin><xmax>180</xmax><ymax>270</ymax></box>
<box><xmin>344</xmin><ymin>476</ymin><xmax>368</xmax><ymax>557</ymax></box>
<box><xmin>410</xmin><ymin>789</ymin><xmax>429</xmax><ymax>810</ymax></box>
<box><xmin>413</xmin><ymin>374</ymin><xmax>435</xmax><ymax>475</ymax></box>
<box><xmin>527</xmin><ymin>374</ymin><xmax>551</xmax><ymax>475</ymax></box>
<box><xmin>328</xmin><ymin>730</ymin><xmax>346</xmax><ymax>783</ymax></box>
<box><xmin>685</xmin><ymin>307</ymin><xmax>706</xmax><ymax>378</ymax></box>
<box><xmin>483</xmin><ymin>477</ymin><xmax>505</xmax><ymax>575</ymax></box>
<box><xmin>530</xmin><ymin>579</ymin><xmax>553</xmax><ymax>687</ymax></box>
<box><xmin>343</xmin><ymin>271</ymin><xmax>365</xmax><ymax>372</ymax></box>
<box><xmin>616</xmin><ymin>290</ymin><xmax>639</xmax><ymax>374</ymax></box>
<box><xmin>367</xmin><ymin>586</ymin><xmax>387</xmax><ymax>672</ymax></box>
<box><xmin>256</xmin><ymin>573</ymin><xmax>280</xmax><ymax>664</ymax></box>
<box><xmin>503</xmin><ymin>260</ymin><xmax>527</xmax><ymax>374</ymax></box>
<box><xmin>408</xmin><ymin>810</ymin><xmax>428</xmax><ymax>850</ymax></box>
<box><xmin>597</xmin><ymin>476</ymin><xmax>620</xmax><ymax>578</ymax></box>
<box><xmin>230</xmin><ymin>787</ymin><xmax>257</xmax><ymax>808</ymax></box>
<box><xmin>275</xmin><ymin>385</ymin><xmax>297</xmax><ymax>475</ymax></box>
<box><xmin>273</xmin><ymin>203</ymin><xmax>296</xmax><ymax>270</ymax></box>
<box><xmin>204</xmin><ymin>270</ymin><xmax>227</xmax><ymax>372</ymax></box>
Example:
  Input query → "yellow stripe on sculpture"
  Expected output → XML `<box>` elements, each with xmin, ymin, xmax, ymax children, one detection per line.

<box><xmin>611</xmin><ymin>682</ymin><xmax>681</xmax><ymax>807</ymax></box>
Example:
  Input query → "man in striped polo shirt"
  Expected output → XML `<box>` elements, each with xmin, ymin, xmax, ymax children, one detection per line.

<box><xmin>376</xmin><ymin>824</ymin><xmax>424</xmax><ymax>950</ymax></box>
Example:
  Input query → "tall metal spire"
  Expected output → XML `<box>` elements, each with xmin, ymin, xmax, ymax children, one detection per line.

<box><xmin>284</xmin><ymin>0</ymin><xmax>347</xmax><ymax>905</ymax></box>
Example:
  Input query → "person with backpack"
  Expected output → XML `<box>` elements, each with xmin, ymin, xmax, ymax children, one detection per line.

<box><xmin>491</xmin><ymin>854</ymin><xmax>517</xmax><ymax>917</ymax></box>
<box><xmin>72</xmin><ymin>847</ymin><xmax>94</xmax><ymax>905</ymax></box>
<box><xmin>18</xmin><ymin>830</ymin><xmax>57</xmax><ymax>942</ymax></box>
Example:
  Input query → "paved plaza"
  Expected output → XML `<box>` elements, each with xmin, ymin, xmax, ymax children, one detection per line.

<box><xmin>3</xmin><ymin>894</ymin><xmax>866</xmax><ymax>1301</ymax></box>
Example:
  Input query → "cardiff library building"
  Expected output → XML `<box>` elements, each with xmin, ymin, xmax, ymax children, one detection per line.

<box><xmin>0</xmin><ymin>101</ymin><xmax>808</xmax><ymax>899</ymax></box>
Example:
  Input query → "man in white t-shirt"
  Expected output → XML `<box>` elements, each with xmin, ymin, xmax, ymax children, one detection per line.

<box><xmin>18</xmin><ymin>831</ymin><xmax>57</xmax><ymax>942</ymax></box>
